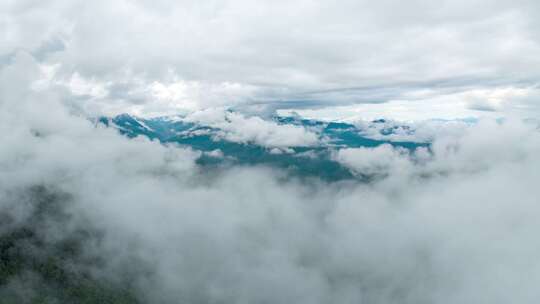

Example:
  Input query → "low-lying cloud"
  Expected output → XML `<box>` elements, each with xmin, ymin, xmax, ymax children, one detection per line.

<box><xmin>184</xmin><ymin>108</ymin><xmax>320</xmax><ymax>148</ymax></box>
<box><xmin>2</xmin><ymin>51</ymin><xmax>540</xmax><ymax>304</ymax></box>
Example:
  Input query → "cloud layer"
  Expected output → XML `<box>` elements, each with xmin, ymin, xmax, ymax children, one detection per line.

<box><xmin>2</xmin><ymin>0</ymin><xmax>540</xmax><ymax>115</ymax></box>
<box><xmin>2</xmin><ymin>50</ymin><xmax>540</xmax><ymax>303</ymax></box>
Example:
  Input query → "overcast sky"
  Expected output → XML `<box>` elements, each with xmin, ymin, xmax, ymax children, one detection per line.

<box><xmin>2</xmin><ymin>0</ymin><xmax>540</xmax><ymax>118</ymax></box>
<box><xmin>3</xmin><ymin>2</ymin><xmax>540</xmax><ymax>303</ymax></box>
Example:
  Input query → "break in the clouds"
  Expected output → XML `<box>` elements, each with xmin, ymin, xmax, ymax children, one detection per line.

<box><xmin>3</xmin><ymin>0</ymin><xmax>540</xmax><ymax>116</ymax></box>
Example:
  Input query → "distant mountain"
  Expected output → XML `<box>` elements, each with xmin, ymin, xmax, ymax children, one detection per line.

<box><xmin>97</xmin><ymin>113</ymin><xmax>429</xmax><ymax>182</ymax></box>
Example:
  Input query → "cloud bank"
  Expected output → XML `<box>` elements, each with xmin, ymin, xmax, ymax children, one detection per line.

<box><xmin>2</xmin><ymin>52</ymin><xmax>540</xmax><ymax>303</ymax></box>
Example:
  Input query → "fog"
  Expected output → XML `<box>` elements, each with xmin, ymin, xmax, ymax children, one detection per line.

<box><xmin>1</xmin><ymin>53</ymin><xmax>540</xmax><ymax>303</ymax></box>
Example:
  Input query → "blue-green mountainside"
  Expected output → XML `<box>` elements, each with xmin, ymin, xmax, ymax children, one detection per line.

<box><xmin>98</xmin><ymin>113</ymin><xmax>429</xmax><ymax>181</ymax></box>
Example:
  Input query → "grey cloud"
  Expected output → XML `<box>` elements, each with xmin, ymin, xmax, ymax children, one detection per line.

<box><xmin>31</xmin><ymin>36</ymin><xmax>66</xmax><ymax>62</ymax></box>
<box><xmin>467</xmin><ymin>101</ymin><xmax>498</xmax><ymax>112</ymax></box>
<box><xmin>3</xmin><ymin>0</ymin><xmax>540</xmax><ymax>112</ymax></box>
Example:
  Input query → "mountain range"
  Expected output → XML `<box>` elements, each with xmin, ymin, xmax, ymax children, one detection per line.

<box><xmin>97</xmin><ymin>113</ymin><xmax>429</xmax><ymax>181</ymax></box>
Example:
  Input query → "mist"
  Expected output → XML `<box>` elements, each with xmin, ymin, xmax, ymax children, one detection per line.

<box><xmin>1</xmin><ymin>53</ymin><xmax>540</xmax><ymax>303</ymax></box>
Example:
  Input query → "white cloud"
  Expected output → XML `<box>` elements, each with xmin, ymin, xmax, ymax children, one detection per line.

<box><xmin>184</xmin><ymin>108</ymin><xmax>319</xmax><ymax>147</ymax></box>
<box><xmin>3</xmin><ymin>4</ymin><xmax>540</xmax><ymax>304</ymax></box>
<box><xmin>3</xmin><ymin>76</ymin><xmax>540</xmax><ymax>302</ymax></box>
<box><xmin>333</xmin><ymin>144</ymin><xmax>413</xmax><ymax>177</ymax></box>
<box><xmin>3</xmin><ymin>0</ymin><xmax>540</xmax><ymax>115</ymax></box>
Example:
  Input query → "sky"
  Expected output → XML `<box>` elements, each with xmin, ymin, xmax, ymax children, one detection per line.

<box><xmin>2</xmin><ymin>1</ymin><xmax>540</xmax><ymax>303</ymax></box>
<box><xmin>2</xmin><ymin>0</ymin><xmax>540</xmax><ymax>118</ymax></box>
